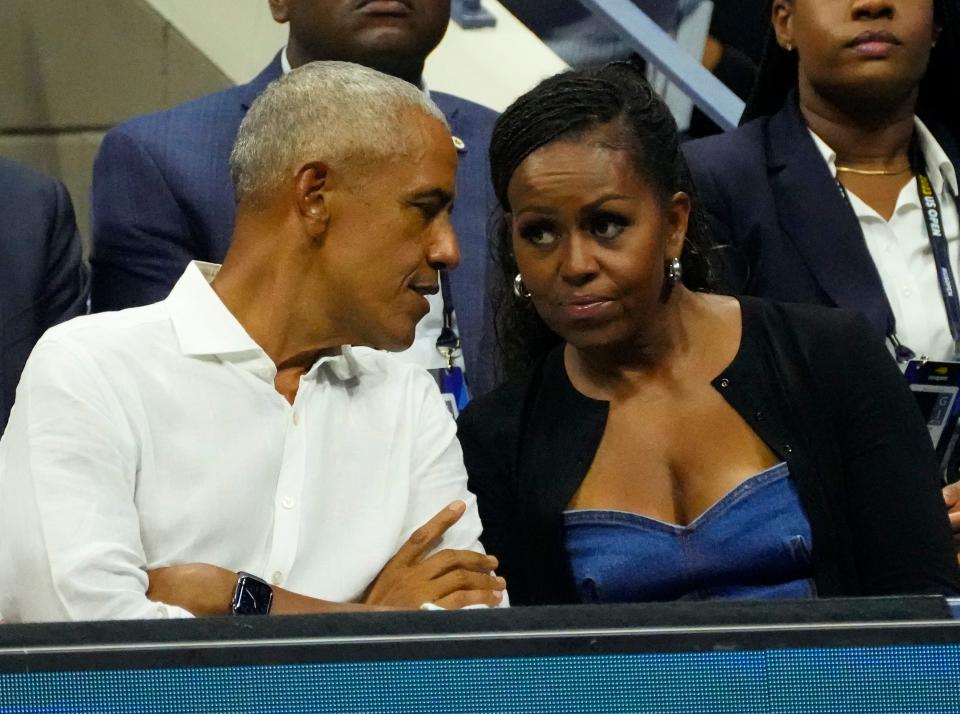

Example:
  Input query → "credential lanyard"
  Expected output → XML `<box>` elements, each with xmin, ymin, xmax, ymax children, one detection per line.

<box><xmin>431</xmin><ymin>273</ymin><xmax>470</xmax><ymax>416</ymax></box>
<box><xmin>836</xmin><ymin>171</ymin><xmax>960</xmax><ymax>360</ymax></box>
<box><xmin>435</xmin><ymin>274</ymin><xmax>460</xmax><ymax>369</ymax></box>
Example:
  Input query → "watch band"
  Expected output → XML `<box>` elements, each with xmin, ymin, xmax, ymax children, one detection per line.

<box><xmin>230</xmin><ymin>571</ymin><xmax>273</xmax><ymax>616</ymax></box>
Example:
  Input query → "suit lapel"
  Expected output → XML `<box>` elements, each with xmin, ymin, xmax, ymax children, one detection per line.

<box><xmin>239</xmin><ymin>54</ymin><xmax>284</xmax><ymax>112</ymax></box>
<box><xmin>766</xmin><ymin>95</ymin><xmax>894</xmax><ymax>333</ymax></box>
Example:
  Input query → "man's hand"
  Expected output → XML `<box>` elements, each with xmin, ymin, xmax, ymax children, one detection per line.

<box><xmin>944</xmin><ymin>483</ymin><xmax>960</xmax><ymax>557</ymax></box>
<box><xmin>365</xmin><ymin>501</ymin><xmax>506</xmax><ymax>609</ymax></box>
<box><xmin>147</xmin><ymin>563</ymin><xmax>237</xmax><ymax>616</ymax></box>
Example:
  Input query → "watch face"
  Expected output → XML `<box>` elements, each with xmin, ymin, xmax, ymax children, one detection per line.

<box><xmin>232</xmin><ymin>575</ymin><xmax>273</xmax><ymax>616</ymax></box>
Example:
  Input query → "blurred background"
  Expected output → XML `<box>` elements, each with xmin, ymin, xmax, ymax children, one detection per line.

<box><xmin>0</xmin><ymin>0</ymin><xmax>765</xmax><ymax>252</ymax></box>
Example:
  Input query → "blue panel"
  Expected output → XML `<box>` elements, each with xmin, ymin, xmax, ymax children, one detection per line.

<box><xmin>766</xmin><ymin>646</ymin><xmax>960</xmax><ymax>713</ymax></box>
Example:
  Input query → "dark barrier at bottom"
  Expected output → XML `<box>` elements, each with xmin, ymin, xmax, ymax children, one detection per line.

<box><xmin>1</xmin><ymin>598</ymin><xmax>958</xmax><ymax>713</ymax></box>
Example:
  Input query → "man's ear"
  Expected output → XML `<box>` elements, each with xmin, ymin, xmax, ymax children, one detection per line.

<box><xmin>295</xmin><ymin>162</ymin><xmax>331</xmax><ymax>242</ymax></box>
<box><xmin>771</xmin><ymin>0</ymin><xmax>795</xmax><ymax>51</ymax></box>
<box><xmin>665</xmin><ymin>191</ymin><xmax>691</xmax><ymax>260</ymax></box>
<box><xmin>268</xmin><ymin>0</ymin><xmax>290</xmax><ymax>24</ymax></box>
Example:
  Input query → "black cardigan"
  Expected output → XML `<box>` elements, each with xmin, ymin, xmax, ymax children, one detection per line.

<box><xmin>458</xmin><ymin>297</ymin><xmax>960</xmax><ymax>605</ymax></box>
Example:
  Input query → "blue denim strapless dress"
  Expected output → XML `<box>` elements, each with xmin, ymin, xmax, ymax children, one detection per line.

<box><xmin>562</xmin><ymin>462</ymin><xmax>815</xmax><ymax>603</ymax></box>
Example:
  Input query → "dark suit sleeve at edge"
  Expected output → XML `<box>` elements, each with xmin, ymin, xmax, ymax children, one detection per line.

<box><xmin>42</xmin><ymin>178</ymin><xmax>89</xmax><ymax>326</ymax></box>
<box><xmin>826</xmin><ymin>312</ymin><xmax>960</xmax><ymax>595</ymax></box>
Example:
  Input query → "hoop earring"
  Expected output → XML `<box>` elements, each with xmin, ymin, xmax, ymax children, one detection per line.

<box><xmin>513</xmin><ymin>273</ymin><xmax>531</xmax><ymax>299</ymax></box>
<box><xmin>665</xmin><ymin>257</ymin><xmax>682</xmax><ymax>285</ymax></box>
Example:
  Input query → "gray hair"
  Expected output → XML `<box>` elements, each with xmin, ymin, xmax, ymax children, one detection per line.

<box><xmin>230</xmin><ymin>60</ymin><xmax>448</xmax><ymax>206</ymax></box>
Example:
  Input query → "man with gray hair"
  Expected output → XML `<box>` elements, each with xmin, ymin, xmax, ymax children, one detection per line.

<box><xmin>0</xmin><ymin>62</ymin><xmax>506</xmax><ymax>623</ymax></box>
<box><xmin>92</xmin><ymin>0</ymin><xmax>500</xmax><ymax>401</ymax></box>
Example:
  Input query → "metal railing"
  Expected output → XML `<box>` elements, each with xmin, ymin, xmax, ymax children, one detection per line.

<box><xmin>578</xmin><ymin>0</ymin><xmax>745</xmax><ymax>129</ymax></box>
<box><xmin>579</xmin><ymin>0</ymin><xmax>744</xmax><ymax>130</ymax></box>
<box><xmin>454</xmin><ymin>0</ymin><xmax>745</xmax><ymax>130</ymax></box>
<box><xmin>452</xmin><ymin>0</ymin><xmax>497</xmax><ymax>29</ymax></box>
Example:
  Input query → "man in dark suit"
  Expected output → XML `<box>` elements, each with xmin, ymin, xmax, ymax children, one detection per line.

<box><xmin>91</xmin><ymin>0</ymin><xmax>500</xmax><ymax>394</ymax></box>
<box><xmin>0</xmin><ymin>158</ymin><xmax>89</xmax><ymax>433</ymax></box>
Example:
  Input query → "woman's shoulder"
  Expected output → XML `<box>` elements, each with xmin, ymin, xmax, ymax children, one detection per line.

<box><xmin>743</xmin><ymin>295</ymin><xmax>872</xmax><ymax>331</ymax></box>
<box><xmin>458</xmin><ymin>347</ymin><xmax>580</xmax><ymax>446</ymax></box>
<box><xmin>682</xmin><ymin>114</ymin><xmax>774</xmax><ymax>174</ymax></box>
<box><xmin>681</xmin><ymin>116</ymin><xmax>779</xmax><ymax>221</ymax></box>
<box><xmin>739</xmin><ymin>296</ymin><xmax>885</xmax><ymax>366</ymax></box>
<box><xmin>459</xmin><ymin>371</ymin><xmax>534</xmax><ymax>433</ymax></box>
<box><xmin>458</xmin><ymin>353</ymin><xmax>553</xmax><ymax>443</ymax></box>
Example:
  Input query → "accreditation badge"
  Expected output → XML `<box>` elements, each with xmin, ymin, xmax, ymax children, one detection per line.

<box><xmin>429</xmin><ymin>367</ymin><xmax>470</xmax><ymax>419</ymax></box>
<box><xmin>904</xmin><ymin>359</ymin><xmax>960</xmax><ymax>483</ymax></box>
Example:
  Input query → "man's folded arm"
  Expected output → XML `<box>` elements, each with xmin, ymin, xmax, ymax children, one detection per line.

<box><xmin>0</xmin><ymin>337</ymin><xmax>191</xmax><ymax>621</ymax></box>
<box><xmin>400</xmin><ymin>372</ymin><xmax>509</xmax><ymax>607</ymax></box>
<box><xmin>402</xmin><ymin>372</ymin><xmax>485</xmax><ymax>552</ymax></box>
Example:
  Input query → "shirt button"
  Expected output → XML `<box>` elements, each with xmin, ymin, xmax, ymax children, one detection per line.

<box><xmin>292</xmin><ymin>412</ymin><xmax>301</xmax><ymax>426</ymax></box>
<box><xmin>280</xmin><ymin>495</ymin><xmax>295</xmax><ymax>509</ymax></box>
<box><xmin>271</xmin><ymin>571</ymin><xmax>283</xmax><ymax>585</ymax></box>
<box><xmin>719</xmin><ymin>378</ymin><xmax>730</xmax><ymax>388</ymax></box>
<box><xmin>902</xmin><ymin>288</ymin><xmax>913</xmax><ymax>298</ymax></box>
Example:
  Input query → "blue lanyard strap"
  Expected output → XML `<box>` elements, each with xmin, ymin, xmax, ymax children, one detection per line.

<box><xmin>836</xmin><ymin>170</ymin><xmax>960</xmax><ymax>360</ymax></box>
<box><xmin>916</xmin><ymin>174</ymin><xmax>960</xmax><ymax>358</ymax></box>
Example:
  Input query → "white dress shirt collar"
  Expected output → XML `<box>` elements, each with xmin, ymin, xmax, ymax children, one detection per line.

<box><xmin>280</xmin><ymin>46</ymin><xmax>430</xmax><ymax>96</ymax></box>
<box><xmin>166</xmin><ymin>261</ymin><xmax>361</xmax><ymax>383</ymax></box>
<box><xmin>166</xmin><ymin>261</ymin><xmax>259</xmax><ymax>358</ymax></box>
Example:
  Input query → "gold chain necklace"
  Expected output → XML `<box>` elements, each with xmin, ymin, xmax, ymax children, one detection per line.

<box><xmin>835</xmin><ymin>164</ymin><xmax>912</xmax><ymax>176</ymax></box>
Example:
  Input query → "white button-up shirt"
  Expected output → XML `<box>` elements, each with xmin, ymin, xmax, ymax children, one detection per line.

<box><xmin>810</xmin><ymin>119</ymin><xmax>960</xmax><ymax>360</ymax></box>
<box><xmin>0</xmin><ymin>262</ymin><xmax>486</xmax><ymax>622</ymax></box>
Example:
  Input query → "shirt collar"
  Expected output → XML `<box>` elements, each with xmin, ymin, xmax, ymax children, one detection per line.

<box><xmin>809</xmin><ymin>117</ymin><xmax>958</xmax><ymax>197</ymax></box>
<box><xmin>165</xmin><ymin>261</ymin><xmax>362</xmax><ymax>381</ymax></box>
<box><xmin>914</xmin><ymin>118</ymin><xmax>959</xmax><ymax>196</ymax></box>
<box><xmin>280</xmin><ymin>46</ymin><xmax>430</xmax><ymax>96</ymax></box>
<box><xmin>166</xmin><ymin>262</ymin><xmax>263</xmax><ymax>358</ymax></box>
<box><xmin>313</xmin><ymin>346</ymin><xmax>364</xmax><ymax>381</ymax></box>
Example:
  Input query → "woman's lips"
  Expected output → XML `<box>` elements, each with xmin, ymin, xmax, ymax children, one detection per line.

<box><xmin>557</xmin><ymin>297</ymin><xmax>617</xmax><ymax>321</ymax></box>
<box><xmin>847</xmin><ymin>30</ymin><xmax>901</xmax><ymax>58</ymax></box>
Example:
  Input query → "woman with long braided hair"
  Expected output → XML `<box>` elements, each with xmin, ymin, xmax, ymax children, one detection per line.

<box><xmin>456</xmin><ymin>63</ymin><xmax>959</xmax><ymax>605</ymax></box>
